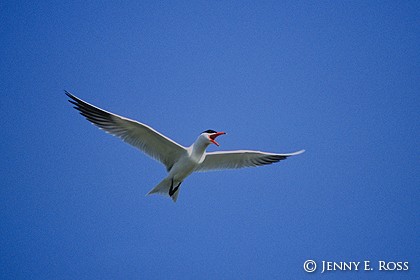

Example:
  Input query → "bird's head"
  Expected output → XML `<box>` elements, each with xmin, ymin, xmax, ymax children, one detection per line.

<box><xmin>201</xmin><ymin>130</ymin><xmax>226</xmax><ymax>146</ymax></box>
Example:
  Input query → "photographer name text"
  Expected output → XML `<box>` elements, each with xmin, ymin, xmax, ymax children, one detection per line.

<box><xmin>303</xmin><ymin>260</ymin><xmax>409</xmax><ymax>273</ymax></box>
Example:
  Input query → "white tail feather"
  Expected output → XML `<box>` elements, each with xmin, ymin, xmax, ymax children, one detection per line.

<box><xmin>147</xmin><ymin>177</ymin><xmax>181</xmax><ymax>202</ymax></box>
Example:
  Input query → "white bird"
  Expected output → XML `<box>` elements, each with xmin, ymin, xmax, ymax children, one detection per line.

<box><xmin>66</xmin><ymin>91</ymin><xmax>304</xmax><ymax>202</ymax></box>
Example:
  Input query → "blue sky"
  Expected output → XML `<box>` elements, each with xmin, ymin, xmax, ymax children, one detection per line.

<box><xmin>1</xmin><ymin>1</ymin><xmax>419</xmax><ymax>279</ymax></box>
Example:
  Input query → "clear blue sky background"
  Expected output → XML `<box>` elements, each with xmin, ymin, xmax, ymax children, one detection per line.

<box><xmin>1</xmin><ymin>1</ymin><xmax>418</xmax><ymax>279</ymax></box>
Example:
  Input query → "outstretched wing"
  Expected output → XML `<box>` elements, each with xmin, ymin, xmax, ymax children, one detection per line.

<box><xmin>195</xmin><ymin>150</ymin><xmax>304</xmax><ymax>172</ymax></box>
<box><xmin>66</xmin><ymin>91</ymin><xmax>187</xmax><ymax>171</ymax></box>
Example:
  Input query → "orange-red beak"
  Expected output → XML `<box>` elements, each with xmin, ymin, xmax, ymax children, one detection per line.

<box><xmin>209</xmin><ymin>132</ymin><xmax>226</xmax><ymax>146</ymax></box>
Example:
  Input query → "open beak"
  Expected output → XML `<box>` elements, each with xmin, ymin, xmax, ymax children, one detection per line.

<box><xmin>209</xmin><ymin>132</ymin><xmax>226</xmax><ymax>146</ymax></box>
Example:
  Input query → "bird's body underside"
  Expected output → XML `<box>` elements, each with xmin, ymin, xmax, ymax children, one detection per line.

<box><xmin>66</xmin><ymin>91</ymin><xmax>304</xmax><ymax>202</ymax></box>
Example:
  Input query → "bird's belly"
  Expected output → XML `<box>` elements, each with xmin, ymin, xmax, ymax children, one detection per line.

<box><xmin>169</xmin><ymin>158</ymin><xmax>198</xmax><ymax>181</ymax></box>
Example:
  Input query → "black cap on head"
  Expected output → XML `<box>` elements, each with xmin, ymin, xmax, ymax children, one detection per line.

<box><xmin>202</xmin><ymin>129</ymin><xmax>217</xmax><ymax>134</ymax></box>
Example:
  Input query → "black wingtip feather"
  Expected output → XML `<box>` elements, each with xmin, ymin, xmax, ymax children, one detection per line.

<box><xmin>64</xmin><ymin>90</ymin><xmax>74</xmax><ymax>99</ymax></box>
<box><xmin>65</xmin><ymin>91</ymin><xmax>80</xmax><ymax>106</ymax></box>
<box><xmin>65</xmin><ymin>91</ymin><xmax>114</xmax><ymax>129</ymax></box>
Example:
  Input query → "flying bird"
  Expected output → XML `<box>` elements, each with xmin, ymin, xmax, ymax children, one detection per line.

<box><xmin>65</xmin><ymin>91</ymin><xmax>304</xmax><ymax>202</ymax></box>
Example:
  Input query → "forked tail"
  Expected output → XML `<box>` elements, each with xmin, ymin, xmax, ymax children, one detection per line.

<box><xmin>147</xmin><ymin>177</ymin><xmax>182</xmax><ymax>202</ymax></box>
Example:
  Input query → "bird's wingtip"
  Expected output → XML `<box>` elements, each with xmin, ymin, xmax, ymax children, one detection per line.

<box><xmin>289</xmin><ymin>149</ymin><xmax>305</xmax><ymax>156</ymax></box>
<box><xmin>64</xmin><ymin>90</ymin><xmax>74</xmax><ymax>99</ymax></box>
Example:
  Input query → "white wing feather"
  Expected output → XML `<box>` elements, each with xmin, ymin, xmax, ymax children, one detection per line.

<box><xmin>66</xmin><ymin>91</ymin><xmax>187</xmax><ymax>171</ymax></box>
<box><xmin>196</xmin><ymin>150</ymin><xmax>305</xmax><ymax>172</ymax></box>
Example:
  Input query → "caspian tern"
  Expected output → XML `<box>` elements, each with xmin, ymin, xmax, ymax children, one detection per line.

<box><xmin>66</xmin><ymin>91</ymin><xmax>304</xmax><ymax>202</ymax></box>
